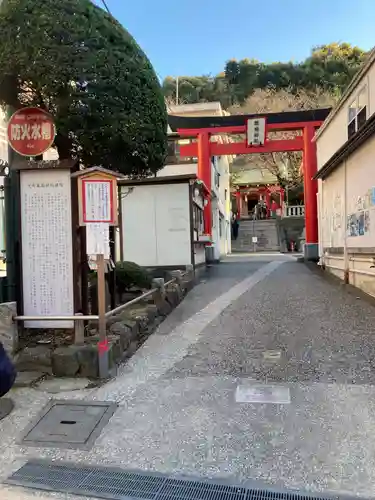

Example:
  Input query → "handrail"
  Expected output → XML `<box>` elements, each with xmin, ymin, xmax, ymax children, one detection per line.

<box><xmin>105</xmin><ymin>288</ymin><xmax>156</xmax><ymax>319</ymax></box>
<box><xmin>14</xmin><ymin>273</ymin><xmax>186</xmax><ymax>323</ymax></box>
<box><xmin>14</xmin><ymin>315</ymin><xmax>99</xmax><ymax>321</ymax></box>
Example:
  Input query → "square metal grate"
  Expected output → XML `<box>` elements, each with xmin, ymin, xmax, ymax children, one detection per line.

<box><xmin>19</xmin><ymin>399</ymin><xmax>118</xmax><ymax>450</ymax></box>
<box><xmin>5</xmin><ymin>460</ymin><xmax>354</xmax><ymax>500</ymax></box>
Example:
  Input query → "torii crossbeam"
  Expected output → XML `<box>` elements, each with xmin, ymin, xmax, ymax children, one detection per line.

<box><xmin>168</xmin><ymin>108</ymin><xmax>331</xmax><ymax>261</ymax></box>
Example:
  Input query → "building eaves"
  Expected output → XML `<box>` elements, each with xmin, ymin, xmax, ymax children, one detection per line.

<box><xmin>314</xmin><ymin>46</ymin><xmax>375</xmax><ymax>141</ymax></box>
<box><xmin>314</xmin><ymin>111</ymin><xmax>375</xmax><ymax>180</ymax></box>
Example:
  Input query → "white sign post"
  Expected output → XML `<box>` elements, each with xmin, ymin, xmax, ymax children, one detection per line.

<box><xmin>20</xmin><ymin>169</ymin><xmax>74</xmax><ymax>328</ymax></box>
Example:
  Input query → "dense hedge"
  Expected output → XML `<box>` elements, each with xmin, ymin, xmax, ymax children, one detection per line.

<box><xmin>0</xmin><ymin>0</ymin><xmax>167</xmax><ymax>176</ymax></box>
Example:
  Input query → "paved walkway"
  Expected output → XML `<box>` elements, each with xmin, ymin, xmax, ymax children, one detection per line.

<box><xmin>2</xmin><ymin>254</ymin><xmax>375</xmax><ymax>499</ymax></box>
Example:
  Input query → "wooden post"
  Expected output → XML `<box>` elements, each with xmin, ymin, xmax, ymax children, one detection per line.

<box><xmin>97</xmin><ymin>253</ymin><xmax>108</xmax><ymax>378</ymax></box>
<box><xmin>74</xmin><ymin>312</ymin><xmax>84</xmax><ymax>345</ymax></box>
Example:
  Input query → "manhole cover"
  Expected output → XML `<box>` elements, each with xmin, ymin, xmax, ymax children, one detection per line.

<box><xmin>20</xmin><ymin>399</ymin><xmax>117</xmax><ymax>450</ymax></box>
<box><xmin>235</xmin><ymin>384</ymin><xmax>291</xmax><ymax>404</ymax></box>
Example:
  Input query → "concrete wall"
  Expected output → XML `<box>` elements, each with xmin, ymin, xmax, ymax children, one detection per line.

<box><xmin>194</xmin><ymin>244</ymin><xmax>206</xmax><ymax>265</ymax></box>
<box><xmin>317</xmin><ymin>61</ymin><xmax>375</xmax><ymax>169</ymax></box>
<box><xmin>318</xmin><ymin>135</ymin><xmax>375</xmax><ymax>296</ymax></box>
<box><xmin>156</xmin><ymin>163</ymin><xmax>197</xmax><ymax>177</ymax></box>
<box><xmin>211</xmin><ymin>155</ymin><xmax>231</xmax><ymax>260</ymax></box>
<box><xmin>121</xmin><ymin>183</ymin><xmax>192</xmax><ymax>268</ymax></box>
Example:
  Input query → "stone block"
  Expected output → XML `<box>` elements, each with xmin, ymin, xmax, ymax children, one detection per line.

<box><xmin>120</xmin><ymin>305</ymin><xmax>149</xmax><ymax>332</ymax></box>
<box><xmin>15</xmin><ymin>345</ymin><xmax>52</xmax><ymax>374</ymax></box>
<box><xmin>153</xmin><ymin>294</ymin><xmax>173</xmax><ymax>316</ymax></box>
<box><xmin>109</xmin><ymin>322</ymin><xmax>132</xmax><ymax>350</ymax></box>
<box><xmin>52</xmin><ymin>346</ymin><xmax>80</xmax><ymax>377</ymax></box>
<box><xmin>119</xmin><ymin>318</ymin><xmax>139</xmax><ymax>339</ymax></box>
<box><xmin>87</xmin><ymin>334</ymin><xmax>123</xmax><ymax>365</ymax></box>
<box><xmin>77</xmin><ymin>345</ymin><xmax>99</xmax><ymax>378</ymax></box>
<box><xmin>152</xmin><ymin>278</ymin><xmax>165</xmax><ymax>296</ymax></box>
<box><xmin>165</xmin><ymin>284</ymin><xmax>182</xmax><ymax>307</ymax></box>
<box><xmin>181</xmin><ymin>277</ymin><xmax>194</xmax><ymax>293</ymax></box>
<box><xmin>144</xmin><ymin>304</ymin><xmax>158</xmax><ymax>322</ymax></box>
<box><xmin>0</xmin><ymin>302</ymin><xmax>18</xmax><ymax>357</ymax></box>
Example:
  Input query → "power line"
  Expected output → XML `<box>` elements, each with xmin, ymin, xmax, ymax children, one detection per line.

<box><xmin>100</xmin><ymin>0</ymin><xmax>111</xmax><ymax>15</ymax></box>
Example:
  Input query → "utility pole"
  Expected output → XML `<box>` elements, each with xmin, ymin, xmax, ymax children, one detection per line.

<box><xmin>175</xmin><ymin>76</ymin><xmax>179</xmax><ymax>105</ymax></box>
<box><xmin>4</xmin><ymin>108</ymin><xmax>19</xmax><ymax>303</ymax></box>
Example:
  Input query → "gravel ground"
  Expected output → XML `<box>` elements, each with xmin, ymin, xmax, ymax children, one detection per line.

<box><xmin>2</xmin><ymin>256</ymin><xmax>375</xmax><ymax>499</ymax></box>
<box><xmin>167</xmin><ymin>261</ymin><xmax>375</xmax><ymax>384</ymax></box>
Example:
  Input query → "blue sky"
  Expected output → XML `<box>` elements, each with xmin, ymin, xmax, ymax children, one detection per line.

<box><xmin>95</xmin><ymin>0</ymin><xmax>374</xmax><ymax>80</ymax></box>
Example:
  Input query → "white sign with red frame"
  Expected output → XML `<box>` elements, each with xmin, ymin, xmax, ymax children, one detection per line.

<box><xmin>74</xmin><ymin>168</ymin><xmax>119</xmax><ymax>227</ymax></box>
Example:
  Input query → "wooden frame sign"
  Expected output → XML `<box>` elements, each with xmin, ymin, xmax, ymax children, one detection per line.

<box><xmin>74</xmin><ymin>168</ymin><xmax>120</xmax><ymax>227</ymax></box>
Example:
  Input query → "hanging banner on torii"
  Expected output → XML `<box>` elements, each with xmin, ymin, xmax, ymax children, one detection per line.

<box><xmin>7</xmin><ymin>107</ymin><xmax>56</xmax><ymax>157</ymax></box>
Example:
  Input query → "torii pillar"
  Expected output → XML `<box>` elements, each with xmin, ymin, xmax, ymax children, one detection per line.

<box><xmin>303</xmin><ymin>125</ymin><xmax>319</xmax><ymax>261</ymax></box>
<box><xmin>197</xmin><ymin>132</ymin><xmax>212</xmax><ymax>236</ymax></box>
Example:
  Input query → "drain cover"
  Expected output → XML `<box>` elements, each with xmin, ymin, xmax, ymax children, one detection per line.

<box><xmin>19</xmin><ymin>399</ymin><xmax>117</xmax><ymax>450</ymax></box>
<box><xmin>5</xmin><ymin>459</ymin><xmax>359</xmax><ymax>500</ymax></box>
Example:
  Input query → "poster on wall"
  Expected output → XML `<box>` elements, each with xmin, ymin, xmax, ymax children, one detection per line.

<box><xmin>348</xmin><ymin>213</ymin><xmax>358</xmax><ymax>237</ymax></box>
<box><xmin>20</xmin><ymin>169</ymin><xmax>74</xmax><ymax>328</ymax></box>
<box><xmin>358</xmin><ymin>211</ymin><xmax>365</xmax><ymax>236</ymax></box>
<box><xmin>364</xmin><ymin>210</ymin><xmax>370</xmax><ymax>233</ymax></box>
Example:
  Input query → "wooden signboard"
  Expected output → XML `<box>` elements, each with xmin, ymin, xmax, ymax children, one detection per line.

<box><xmin>72</xmin><ymin>167</ymin><xmax>123</xmax><ymax>378</ymax></box>
<box><xmin>74</xmin><ymin>168</ymin><xmax>121</xmax><ymax>227</ymax></box>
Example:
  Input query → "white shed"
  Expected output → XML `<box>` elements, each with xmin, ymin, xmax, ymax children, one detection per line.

<box><xmin>119</xmin><ymin>175</ymin><xmax>207</xmax><ymax>269</ymax></box>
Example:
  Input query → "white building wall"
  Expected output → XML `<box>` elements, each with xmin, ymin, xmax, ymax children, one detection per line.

<box><xmin>319</xmin><ymin>136</ymin><xmax>375</xmax><ymax>297</ymax></box>
<box><xmin>157</xmin><ymin>163</ymin><xmax>197</xmax><ymax>177</ymax></box>
<box><xmin>316</xmin><ymin>52</ymin><xmax>375</xmax><ymax>170</ymax></box>
<box><xmin>210</xmin><ymin>155</ymin><xmax>231</xmax><ymax>260</ymax></box>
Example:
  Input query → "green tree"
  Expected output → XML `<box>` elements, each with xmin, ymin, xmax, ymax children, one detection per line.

<box><xmin>0</xmin><ymin>0</ymin><xmax>168</xmax><ymax>176</ymax></box>
<box><xmin>162</xmin><ymin>43</ymin><xmax>367</xmax><ymax>108</ymax></box>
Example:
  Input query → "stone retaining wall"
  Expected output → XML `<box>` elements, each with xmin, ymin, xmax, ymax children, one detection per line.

<box><xmin>13</xmin><ymin>271</ymin><xmax>195</xmax><ymax>379</ymax></box>
<box><xmin>0</xmin><ymin>302</ymin><xmax>18</xmax><ymax>358</ymax></box>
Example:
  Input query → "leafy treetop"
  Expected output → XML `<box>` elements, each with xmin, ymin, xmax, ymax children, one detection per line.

<box><xmin>0</xmin><ymin>0</ymin><xmax>168</xmax><ymax>176</ymax></box>
<box><xmin>163</xmin><ymin>43</ymin><xmax>368</xmax><ymax>108</ymax></box>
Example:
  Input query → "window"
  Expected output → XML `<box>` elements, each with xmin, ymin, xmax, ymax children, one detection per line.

<box><xmin>348</xmin><ymin>86</ymin><xmax>367</xmax><ymax>138</ymax></box>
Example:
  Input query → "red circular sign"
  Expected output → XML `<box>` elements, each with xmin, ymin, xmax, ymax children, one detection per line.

<box><xmin>7</xmin><ymin>107</ymin><xmax>56</xmax><ymax>157</ymax></box>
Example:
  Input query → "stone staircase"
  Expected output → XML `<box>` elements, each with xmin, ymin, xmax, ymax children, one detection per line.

<box><xmin>231</xmin><ymin>219</ymin><xmax>280</xmax><ymax>252</ymax></box>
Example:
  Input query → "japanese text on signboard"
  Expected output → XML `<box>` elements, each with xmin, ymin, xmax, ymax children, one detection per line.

<box><xmin>82</xmin><ymin>179</ymin><xmax>114</xmax><ymax>223</ymax></box>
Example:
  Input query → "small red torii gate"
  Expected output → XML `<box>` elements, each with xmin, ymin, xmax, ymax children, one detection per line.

<box><xmin>170</xmin><ymin>108</ymin><xmax>330</xmax><ymax>260</ymax></box>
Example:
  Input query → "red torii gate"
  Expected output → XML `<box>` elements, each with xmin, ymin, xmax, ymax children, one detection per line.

<box><xmin>169</xmin><ymin>108</ymin><xmax>331</xmax><ymax>260</ymax></box>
